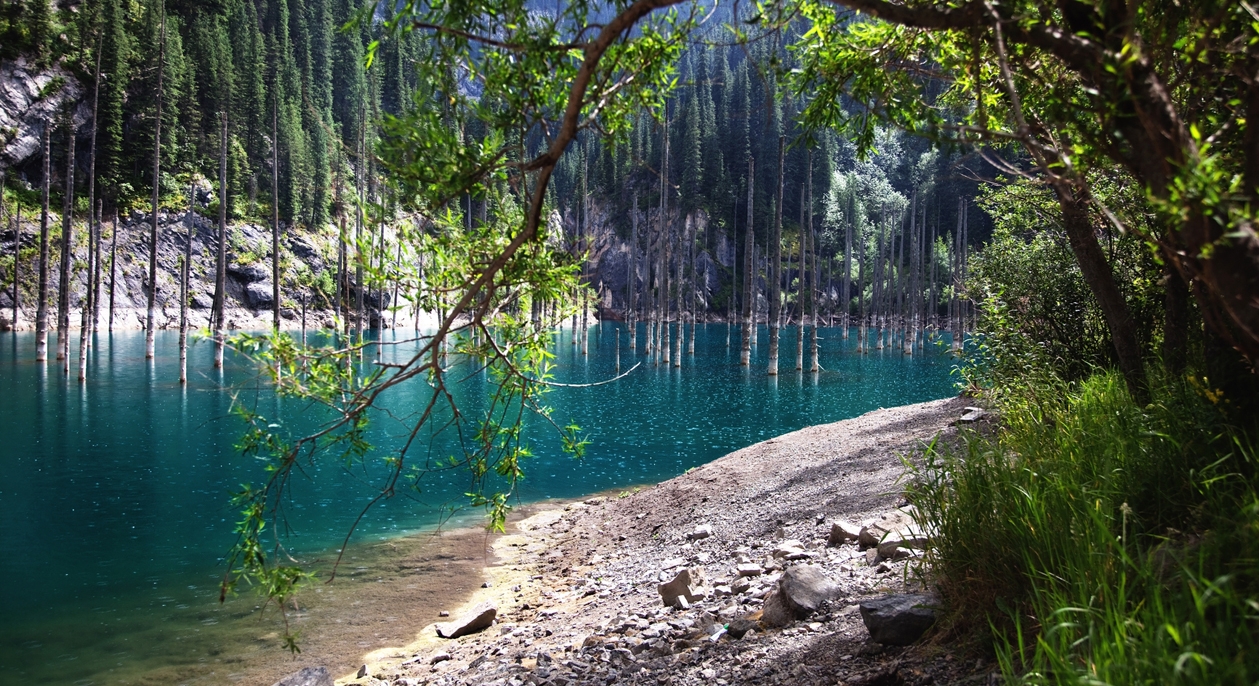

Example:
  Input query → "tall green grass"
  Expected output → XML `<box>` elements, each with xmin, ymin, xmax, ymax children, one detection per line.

<box><xmin>911</xmin><ymin>372</ymin><xmax>1259</xmax><ymax>684</ymax></box>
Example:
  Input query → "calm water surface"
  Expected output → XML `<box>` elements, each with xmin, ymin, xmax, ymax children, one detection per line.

<box><xmin>0</xmin><ymin>323</ymin><xmax>956</xmax><ymax>684</ymax></box>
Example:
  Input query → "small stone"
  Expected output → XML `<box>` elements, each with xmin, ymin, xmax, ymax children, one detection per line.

<box><xmin>828</xmin><ymin>521</ymin><xmax>862</xmax><ymax>546</ymax></box>
<box><xmin>658</xmin><ymin>569</ymin><xmax>702</xmax><ymax>608</ymax></box>
<box><xmin>438</xmin><ymin>610</ymin><xmax>450</xmax><ymax>617</ymax></box>
<box><xmin>726</xmin><ymin>617</ymin><xmax>757</xmax><ymax>639</ymax></box>
<box><xmin>860</xmin><ymin>594</ymin><xmax>938</xmax><ymax>646</ymax></box>
<box><xmin>270</xmin><ymin>666</ymin><xmax>334</xmax><ymax>686</ymax></box>
<box><xmin>429</xmin><ymin>652</ymin><xmax>452</xmax><ymax>665</ymax></box>
<box><xmin>958</xmin><ymin>407</ymin><xmax>986</xmax><ymax>423</ymax></box>
<box><xmin>736</xmin><ymin>564</ymin><xmax>762</xmax><ymax>577</ymax></box>
<box><xmin>731</xmin><ymin>578</ymin><xmax>751</xmax><ymax>594</ymax></box>
<box><xmin>436</xmin><ymin>601</ymin><xmax>498</xmax><ymax>638</ymax></box>
<box><xmin>772</xmin><ymin>540</ymin><xmax>806</xmax><ymax>558</ymax></box>
<box><xmin>865</xmin><ymin>549</ymin><xmax>881</xmax><ymax>566</ymax></box>
<box><xmin>356</xmin><ymin>664</ymin><xmax>368</xmax><ymax>679</ymax></box>
<box><xmin>778</xmin><ymin>565</ymin><xmax>839</xmax><ymax>616</ymax></box>
<box><xmin>689</xmin><ymin>524</ymin><xmax>713</xmax><ymax>540</ymax></box>
<box><xmin>482</xmin><ymin>581</ymin><xmax>493</xmax><ymax>588</ymax></box>
<box><xmin>661</xmin><ymin>557</ymin><xmax>686</xmax><ymax>570</ymax></box>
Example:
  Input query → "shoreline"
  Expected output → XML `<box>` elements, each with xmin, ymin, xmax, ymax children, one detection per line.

<box><xmin>257</xmin><ymin>395</ymin><xmax>987</xmax><ymax>686</ymax></box>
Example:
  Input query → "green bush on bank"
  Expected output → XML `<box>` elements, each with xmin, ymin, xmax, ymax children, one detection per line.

<box><xmin>911</xmin><ymin>372</ymin><xmax>1259</xmax><ymax>684</ymax></box>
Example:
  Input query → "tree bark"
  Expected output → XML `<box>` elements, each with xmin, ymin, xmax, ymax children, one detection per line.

<box><xmin>213</xmin><ymin>111</ymin><xmax>227</xmax><ymax>368</ymax></box>
<box><xmin>740</xmin><ymin>156</ymin><xmax>754</xmax><ymax>367</ymax></box>
<box><xmin>36</xmin><ymin>124</ymin><xmax>50</xmax><ymax>362</ymax></box>
<box><xmin>57</xmin><ymin>112</ymin><xmax>75</xmax><ymax>368</ymax></box>
<box><xmin>768</xmin><ymin>136</ymin><xmax>784</xmax><ymax>375</ymax></box>
<box><xmin>1054</xmin><ymin>181</ymin><xmax>1148</xmax><ymax>403</ymax></box>
<box><xmin>272</xmin><ymin>89</ymin><xmax>280</xmax><ymax>332</ymax></box>
<box><xmin>1162</xmin><ymin>264</ymin><xmax>1189</xmax><ymax>376</ymax></box>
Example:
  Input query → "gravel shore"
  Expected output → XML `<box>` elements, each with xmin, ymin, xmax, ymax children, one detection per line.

<box><xmin>286</xmin><ymin>395</ymin><xmax>992</xmax><ymax>686</ymax></box>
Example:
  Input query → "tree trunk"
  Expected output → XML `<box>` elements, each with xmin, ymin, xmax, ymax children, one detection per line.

<box><xmin>213</xmin><ymin>111</ymin><xmax>227</xmax><ymax>368</ymax></box>
<box><xmin>146</xmin><ymin>15</ymin><xmax>165</xmax><ymax>360</ymax></box>
<box><xmin>57</xmin><ymin>112</ymin><xmax>75</xmax><ymax>369</ymax></box>
<box><xmin>1163</xmin><ymin>265</ymin><xmax>1189</xmax><ymax>375</ymax></box>
<box><xmin>10</xmin><ymin>193</ymin><xmax>19</xmax><ymax>328</ymax></box>
<box><xmin>180</xmin><ymin>185</ymin><xmax>192</xmax><ymax>384</ymax></box>
<box><xmin>740</xmin><ymin>157</ymin><xmax>754</xmax><ymax>367</ymax></box>
<box><xmin>796</xmin><ymin>185</ymin><xmax>805</xmax><ymax>369</ymax></box>
<box><xmin>36</xmin><ymin>124</ymin><xmax>50</xmax><ymax>362</ymax></box>
<box><xmin>108</xmin><ymin>210</ymin><xmax>116</xmax><ymax>333</ymax></box>
<box><xmin>271</xmin><ymin>89</ymin><xmax>280</xmax><ymax>332</ymax></box>
<box><xmin>629</xmin><ymin>192</ymin><xmax>637</xmax><ymax>350</ymax></box>
<box><xmin>1053</xmin><ymin>182</ymin><xmax>1149</xmax><ymax>403</ymax></box>
<box><xmin>808</xmin><ymin>152</ymin><xmax>819</xmax><ymax>373</ymax></box>
<box><xmin>765</xmin><ymin>135</ymin><xmax>775</xmax><ymax>375</ymax></box>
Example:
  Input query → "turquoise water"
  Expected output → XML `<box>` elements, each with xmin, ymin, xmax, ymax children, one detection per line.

<box><xmin>0</xmin><ymin>323</ymin><xmax>956</xmax><ymax>684</ymax></box>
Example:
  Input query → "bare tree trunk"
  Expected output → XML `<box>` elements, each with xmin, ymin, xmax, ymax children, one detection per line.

<box><xmin>795</xmin><ymin>184</ymin><xmax>805</xmax><ymax>370</ymax></box>
<box><xmin>740</xmin><ymin>157</ymin><xmax>754</xmax><ymax>367</ymax></box>
<box><xmin>36</xmin><ymin>124</ymin><xmax>50</xmax><ymax>362</ymax></box>
<box><xmin>213</xmin><ymin>111</ymin><xmax>227</xmax><ymax>368</ymax></box>
<box><xmin>58</xmin><ymin>113</ymin><xmax>75</xmax><ymax>369</ymax></box>
<box><xmin>271</xmin><ymin>91</ymin><xmax>280</xmax><ymax>332</ymax></box>
<box><xmin>629</xmin><ymin>192</ymin><xmax>637</xmax><ymax>350</ymax></box>
<box><xmin>180</xmin><ymin>184</ymin><xmax>192</xmax><ymax>384</ymax></box>
<box><xmin>768</xmin><ymin>137</ymin><xmax>782</xmax><ymax>375</ymax></box>
<box><xmin>10</xmin><ymin>193</ymin><xmax>19</xmax><ymax>328</ymax></box>
<box><xmin>146</xmin><ymin>15</ymin><xmax>165</xmax><ymax>360</ymax></box>
<box><xmin>108</xmin><ymin>210</ymin><xmax>116</xmax><ymax>333</ymax></box>
<box><xmin>808</xmin><ymin>152</ymin><xmax>818</xmax><ymax>372</ymax></box>
<box><xmin>77</xmin><ymin>202</ymin><xmax>94</xmax><ymax>382</ymax></box>
<box><xmin>857</xmin><ymin>220</ymin><xmax>866</xmax><ymax>354</ymax></box>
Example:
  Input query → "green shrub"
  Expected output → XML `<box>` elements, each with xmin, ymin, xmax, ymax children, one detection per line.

<box><xmin>911</xmin><ymin>372</ymin><xmax>1259</xmax><ymax>684</ymax></box>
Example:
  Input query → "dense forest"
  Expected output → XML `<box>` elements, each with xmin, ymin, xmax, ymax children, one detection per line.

<box><xmin>3</xmin><ymin>0</ymin><xmax>1259</xmax><ymax>684</ymax></box>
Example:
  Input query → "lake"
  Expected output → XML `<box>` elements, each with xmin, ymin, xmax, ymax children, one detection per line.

<box><xmin>0</xmin><ymin>322</ymin><xmax>957</xmax><ymax>684</ymax></box>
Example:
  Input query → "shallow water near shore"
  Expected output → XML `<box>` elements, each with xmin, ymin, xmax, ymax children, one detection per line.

<box><xmin>0</xmin><ymin>323</ymin><xmax>956</xmax><ymax>684</ymax></box>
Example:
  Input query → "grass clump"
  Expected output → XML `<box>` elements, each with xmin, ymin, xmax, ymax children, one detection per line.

<box><xmin>911</xmin><ymin>372</ymin><xmax>1259</xmax><ymax>684</ymax></box>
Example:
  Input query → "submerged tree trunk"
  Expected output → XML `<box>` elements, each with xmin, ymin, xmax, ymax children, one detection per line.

<box><xmin>179</xmin><ymin>185</ymin><xmax>192</xmax><ymax>384</ymax></box>
<box><xmin>10</xmin><ymin>194</ymin><xmax>20</xmax><ymax>328</ymax></box>
<box><xmin>108</xmin><ymin>211</ymin><xmax>117</xmax><ymax>333</ymax></box>
<box><xmin>807</xmin><ymin>152</ymin><xmax>819</xmax><ymax>373</ymax></box>
<box><xmin>796</xmin><ymin>185</ymin><xmax>805</xmax><ymax>370</ymax></box>
<box><xmin>36</xmin><ymin>125</ymin><xmax>51</xmax><ymax>362</ymax></box>
<box><xmin>768</xmin><ymin>138</ymin><xmax>783</xmax><ymax>375</ymax></box>
<box><xmin>271</xmin><ymin>91</ymin><xmax>281</xmax><ymax>332</ymax></box>
<box><xmin>740</xmin><ymin>157</ymin><xmax>754</xmax><ymax>367</ymax></box>
<box><xmin>57</xmin><ymin>113</ymin><xmax>75</xmax><ymax>369</ymax></box>
<box><xmin>213</xmin><ymin>111</ymin><xmax>227</xmax><ymax>368</ymax></box>
<box><xmin>146</xmin><ymin>15</ymin><xmax>165</xmax><ymax>360</ymax></box>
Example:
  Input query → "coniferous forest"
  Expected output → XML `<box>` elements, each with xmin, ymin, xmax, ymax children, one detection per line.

<box><xmin>2</xmin><ymin>1</ymin><xmax>1259</xmax><ymax>685</ymax></box>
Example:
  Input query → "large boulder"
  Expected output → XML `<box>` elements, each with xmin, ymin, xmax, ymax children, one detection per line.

<box><xmin>245</xmin><ymin>281</ymin><xmax>274</xmax><ymax>309</ymax></box>
<box><xmin>760</xmin><ymin>565</ymin><xmax>839</xmax><ymax>628</ymax></box>
<box><xmin>270</xmin><ymin>666</ymin><xmax>333</xmax><ymax>686</ymax></box>
<box><xmin>860</xmin><ymin>594</ymin><xmax>938</xmax><ymax>646</ymax></box>
<box><xmin>228</xmin><ymin>262</ymin><xmax>268</xmax><ymax>283</ymax></box>
<box><xmin>436</xmin><ymin>601</ymin><xmax>497</xmax><ymax>638</ymax></box>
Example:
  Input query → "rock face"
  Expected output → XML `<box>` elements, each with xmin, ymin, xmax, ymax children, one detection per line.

<box><xmin>245</xmin><ymin>281</ymin><xmax>275</xmax><ymax>308</ymax></box>
<box><xmin>436</xmin><ymin>601</ymin><xmax>498</xmax><ymax>638</ymax></box>
<box><xmin>760</xmin><ymin>565</ymin><xmax>839</xmax><ymax>628</ymax></box>
<box><xmin>270</xmin><ymin>666</ymin><xmax>334</xmax><ymax>686</ymax></box>
<box><xmin>0</xmin><ymin>57</ymin><xmax>88</xmax><ymax>170</ymax></box>
<box><xmin>860</xmin><ymin>594</ymin><xmax>938</xmax><ymax>645</ymax></box>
